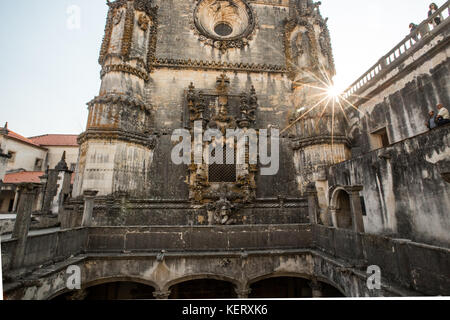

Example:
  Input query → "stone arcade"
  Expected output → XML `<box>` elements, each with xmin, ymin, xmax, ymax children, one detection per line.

<box><xmin>1</xmin><ymin>0</ymin><xmax>450</xmax><ymax>299</ymax></box>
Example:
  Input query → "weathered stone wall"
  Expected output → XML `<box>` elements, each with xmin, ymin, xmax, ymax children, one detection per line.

<box><xmin>148</xmin><ymin>70</ymin><xmax>293</xmax><ymax>134</ymax></box>
<box><xmin>1</xmin><ymin>228</ymin><xmax>88</xmax><ymax>272</ymax></box>
<box><xmin>0</xmin><ymin>153</ymin><xmax>10</xmax><ymax>180</ymax></box>
<box><xmin>313</xmin><ymin>225</ymin><xmax>450</xmax><ymax>296</ymax></box>
<box><xmin>328</xmin><ymin>125</ymin><xmax>450</xmax><ymax>246</ymax></box>
<box><xmin>347</xmin><ymin>22</ymin><xmax>450</xmax><ymax>154</ymax></box>
<box><xmin>73</xmin><ymin>140</ymin><xmax>154</xmax><ymax>197</ymax></box>
<box><xmin>73</xmin><ymin>0</ymin><xmax>305</xmax><ymax>204</ymax></box>
<box><xmin>3</xmin><ymin>224</ymin><xmax>449</xmax><ymax>299</ymax></box>
<box><xmin>2</xmin><ymin>138</ymin><xmax>47</xmax><ymax>172</ymax></box>
<box><xmin>62</xmin><ymin>197</ymin><xmax>309</xmax><ymax>227</ymax></box>
<box><xmin>154</xmin><ymin>0</ymin><xmax>289</xmax><ymax>68</ymax></box>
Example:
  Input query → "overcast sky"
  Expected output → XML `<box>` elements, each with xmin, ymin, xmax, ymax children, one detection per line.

<box><xmin>0</xmin><ymin>0</ymin><xmax>446</xmax><ymax>137</ymax></box>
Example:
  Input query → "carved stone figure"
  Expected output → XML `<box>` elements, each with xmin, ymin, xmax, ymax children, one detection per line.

<box><xmin>206</xmin><ymin>187</ymin><xmax>236</xmax><ymax>225</ymax></box>
<box><xmin>292</xmin><ymin>30</ymin><xmax>313</xmax><ymax>70</ymax></box>
<box><xmin>138</xmin><ymin>14</ymin><xmax>150</xmax><ymax>31</ymax></box>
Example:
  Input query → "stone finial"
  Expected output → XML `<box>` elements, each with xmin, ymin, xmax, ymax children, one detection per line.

<box><xmin>1</xmin><ymin>122</ymin><xmax>9</xmax><ymax>135</ymax></box>
<box><xmin>55</xmin><ymin>151</ymin><xmax>69</xmax><ymax>171</ymax></box>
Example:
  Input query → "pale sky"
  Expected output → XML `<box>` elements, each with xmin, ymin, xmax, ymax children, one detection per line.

<box><xmin>0</xmin><ymin>0</ymin><xmax>446</xmax><ymax>137</ymax></box>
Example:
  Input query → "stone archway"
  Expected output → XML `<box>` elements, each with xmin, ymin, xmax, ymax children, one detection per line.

<box><xmin>334</xmin><ymin>189</ymin><xmax>353</xmax><ymax>229</ymax></box>
<box><xmin>163</xmin><ymin>274</ymin><xmax>241</xmax><ymax>299</ymax></box>
<box><xmin>50</xmin><ymin>278</ymin><xmax>157</xmax><ymax>300</ymax></box>
<box><xmin>329</xmin><ymin>185</ymin><xmax>365</xmax><ymax>232</ymax></box>
<box><xmin>169</xmin><ymin>279</ymin><xmax>237</xmax><ymax>299</ymax></box>
<box><xmin>50</xmin><ymin>280</ymin><xmax>155</xmax><ymax>300</ymax></box>
<box><xmin>247</xmin><ymin>273</ymin><xmax>346</xmax><ymax>298</ymax></box>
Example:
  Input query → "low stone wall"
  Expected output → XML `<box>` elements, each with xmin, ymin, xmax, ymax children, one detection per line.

<box><xmin>86</xmin><ymin>224</ymin><xmax>313</xmax><ymax>253</ymax></box>
<box><xmin>313</xmin><ymin>225</ymin><xmax>450</xmax><ymax>296</ymax></box>
<box><xmin>1</xmin><ymin>228</ymin><xmax>88</xmax><ymax>273</ymax></box>
<box><xmin>62</xmin><ymin>198</ymin><xmax>309</xmax><ymax>229</ymax></box>
<box><xmin>2</xmin><ymin>224</ymin><xmax>449</xmax><ymax>297</ymax></box>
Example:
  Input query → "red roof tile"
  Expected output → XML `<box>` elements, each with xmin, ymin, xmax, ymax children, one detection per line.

<box><xmin>29</xmin><ymin>134</ymin><xmax>79</xmax><ymax>147</ymax></box>
<box><xmin>3</xmin><ymin>171</ymin><xmax>44</xmax><ymax>184</ymax></box>
<box><xmin>4</xmin><ymin>130</ymin><xmax>43</xmax><ymax>148</ymax></box>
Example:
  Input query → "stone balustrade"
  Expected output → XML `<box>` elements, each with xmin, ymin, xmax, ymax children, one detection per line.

<box><xmin>343</xmin><ymin>0</ymin><xmax>450</xmax><ymax>100</ymax></box>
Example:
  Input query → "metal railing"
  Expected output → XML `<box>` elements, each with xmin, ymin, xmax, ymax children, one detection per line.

<box><xmin>343</xmin><ymin>1</ymin><xmax>450</xmax><ymax>99</ymax></box>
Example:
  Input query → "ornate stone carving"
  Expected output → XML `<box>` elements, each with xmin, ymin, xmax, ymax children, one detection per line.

<box><xmin>285</xmin><ymin>0</ymin><xmax>335</xmax><ymax>80</ymax></box>
<box><xmin>113</xmin><ymin>9</ymin><xmax>123</xmax><ymax>25</ymax></box>
<box><xmin>138</xmin><ymin>13</ymin><xmax>150</xmax><ymax>31</ymax></box>
<box><xmin>185</xmin><ymin>74</ymin><xmax>259</xmax><ymax>209</ymax></box>
<box><xmin>121</xmin><ymin>2</ymin><xmax>135</xmax><ymax>58</ymax></box>
<box><xmin>87</xmin><ymin>93</ymin><xmax>151</xmax><ymax>114</ymax></box>
<box><xmin>206</xmin><ymin>187</ymin><xmax>237</xmax><ymax>225</ymax></box>
<box><xmin>100</xmin><ymin>0</ymin><xmax>159</xmax><ymax>75</ymax></box>
<box><xmin>133</xmin><ymin>0</ymin><xmax>156</xmax><ymax>16</ymax></box>
<box><xmin>155</xmin><ymin>58</ymin><xmax>286</xmax><ymax>73</ymax></box>
<box><xmin>78</xmin><ymin>130</ymin><xmax>157</xmax><ymax>150</ymax></box>
<box><xmin>101</xmin><ymin>63</ymin><xmax>150</xmax><ymax>81</ymax></box>
<box><xmin>191</xmin><ymin>0</ymin><xmax>257</xmax><ymax>52</ymax></box>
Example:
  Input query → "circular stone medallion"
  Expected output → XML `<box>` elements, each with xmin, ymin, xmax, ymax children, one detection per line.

<box><xmin>193</xmin><ymin>0</ymin><xmax>256</xmax><ymax>50</ymax></box>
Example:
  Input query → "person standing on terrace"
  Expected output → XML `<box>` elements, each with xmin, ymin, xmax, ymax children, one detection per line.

<box><xmin>428</xmin><ymin>3</ymin><xmax>442</xmax><ymax>27</ymax></box>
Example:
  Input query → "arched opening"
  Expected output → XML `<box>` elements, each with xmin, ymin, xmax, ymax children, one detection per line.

<box><xmin>249</xmin><ymin>277</ymin><xmax>345</xmax><ymax>298</ymax></box>
<box><xmin>335</xmin><ymin>189</ymin><xmax>352</xmax><ymax>229</ymax></box>
<box><xmin>169</xmin><ymin>279</ymin><xmax>237</xmax><ymax>299</ymax></box>
<box><xmin>52</xmin><ymin>281</ymin><xmax>156</xmax><ymax>300</ymax></box>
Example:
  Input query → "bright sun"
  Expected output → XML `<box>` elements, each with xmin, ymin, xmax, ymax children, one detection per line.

<box><xmin>327</xmin><ymin>84</ymin><xmax>341</xmax><ymax>98</ymax></box>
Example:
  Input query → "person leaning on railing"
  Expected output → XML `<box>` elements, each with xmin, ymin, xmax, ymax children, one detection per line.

<box><xmin>436</xmin><ymin>103</ymin><xmax>450</xmax><ymax>126</ymax></box>
<box><xmin>428</xmin><ymin>3</ymin><xmax>443</xmax><ymax>27</ymax></box>
<box><xmin>425</xmin><ymin>110</ymin><xmax>438</xmax><ymax>130</ymax></box>
<box><xmin>409</xmin><ymin>23</ymin><xmax>419</xmax><ymax>41</ymax></box>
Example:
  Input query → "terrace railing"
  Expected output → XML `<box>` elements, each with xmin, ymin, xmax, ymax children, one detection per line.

<box><xmin>343</xmin><ymin>0</ymin><xmax>450</xmax><ymax>100</ymax></box>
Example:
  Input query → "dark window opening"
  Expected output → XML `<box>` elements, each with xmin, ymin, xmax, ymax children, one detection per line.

<box><xmin>208</xmin><ymin>145</ymin><xmax>237</xmax><ymax>183</ymax></box>
<box><xmin>214</xmin><ymin>23</ymin><xmax>233</xmax><ymax>37</ymax></box>
<box><xmin>209</xmin><ymin>164</ymin><xmax>237</xmax><ymax>182</ymax></box>
<box><xmin>7</xmin><ymin>151</ymin><xmax>16</xmax><ymax>162</ymax></box>
<box><xmin>372</xmin><ymin>127</ymin><xmax>390</xmax><ymax>149</ymax></box>
<box><xmin>34</xmin><ymin>158</ymin><xmax>43</xmax><ymax>171</ymax></box>
<box><xmin>8</xmin><ymin>199</ymin><xmax>14</xmax><ymax>212</ymax></box>
<box><xmin>360</xmin><ymin>196</ymin><xmax>367</xmax><ymax>216</ymax></box>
